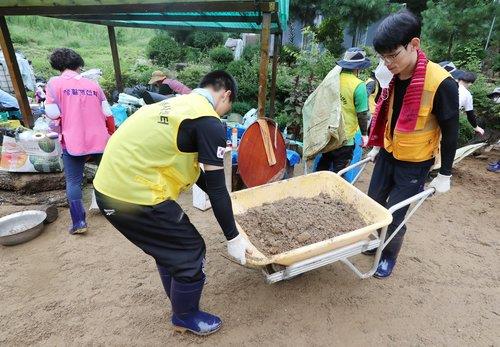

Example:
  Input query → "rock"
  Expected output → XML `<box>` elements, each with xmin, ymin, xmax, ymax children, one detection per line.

<box><xmin>0</xmin><ymin>189</ymin><xmax>68</xmax><ymax>207</ymax></box>
<box><xmin>271</xmin><ymin>227</ymin><xmax>282</xmax><ymax>235</ymax></box>
<box><xmin>269</xmin><ymin>239</ymin><xmax>279</xmax><ymax>247</ymax></box>
<box><xmin>84</xmin><ymin>163</ymin><xmax>98</xmax><ymax>182</ymax></box>
<box><xmin>0</xmin><ymin>171</ymin><xmax>65</xmax><ymax>193</ymax></box>
<box><xmin>268</xmin><ymin>246</ymin><xmax>279</xmax><ymax>255</ymax></box>
<box><xmin>296</xmin><ymin>231</ymin><xmax>312</xmax><ymax>244</ymax></box>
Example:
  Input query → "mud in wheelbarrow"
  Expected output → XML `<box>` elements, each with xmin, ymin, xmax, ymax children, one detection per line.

<box><xmin>230</xmin><ymin>171</ymin><xmax>393</xmax><ymax>269</ymax></box>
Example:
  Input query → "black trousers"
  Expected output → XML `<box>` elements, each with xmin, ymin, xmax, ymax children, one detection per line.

<box><xmin>317</xmin><ymin>145</ymin><xmax>355</xmax><ymax>173</ymax></box>
<box><xmin>95</xmin><ymin>191</ymin><xmax>205</xmax><ymax>283</ymax></box>
<box><xmin>367</xmin><ymin>151</ymin><xmax>432</xmax><ymax>257</ymax></box>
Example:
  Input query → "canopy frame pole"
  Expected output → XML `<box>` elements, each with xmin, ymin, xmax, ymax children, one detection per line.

<box><xmin>107</xmin><ymin>25</ymin><xmax>123</xmax><ymax>93</ymax></box>
<box><xmin>269</xmin><ymin>33</ymin><xmax>281</xmax><ymax>118</ymax></box>
<box><xmin>0</xmin><ymin>16</ymin><xmax>32</xmax><ymax>127</ymax></box>
<box><xmin>257</xmin><ymin>12</ymin><xmax>272</xmax><ymax>118</ymax></box>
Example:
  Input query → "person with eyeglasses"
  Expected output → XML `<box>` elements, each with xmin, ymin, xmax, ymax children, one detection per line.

<box><xmin>365</xmin><ymin>10</ymin><xmax>459</xmax><ymax>278</ymax></box>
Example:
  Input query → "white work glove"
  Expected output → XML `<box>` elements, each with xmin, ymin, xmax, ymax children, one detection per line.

<box><xmin>366</xmin><ymin>146</ymin><xmax>380</xmax><ymax>161</ymax></box>
<box><xmin>474</xmin><ymin>126</ymin><xmax>484</xmax><ymax>136</ymax></box>
<box><xmin>227</xmin><ymin>234</ymin><xmax>251</xmax><ymax>265</ymax></box>
<box><xmin>361</xmin><ymin>135</ymin><xmax>369</xmax><ymax>147</ymax></box>
<box><xmin>429</xmin><ymin>173</ymin><xmax>451</xmax><ymax>194</ymax></box>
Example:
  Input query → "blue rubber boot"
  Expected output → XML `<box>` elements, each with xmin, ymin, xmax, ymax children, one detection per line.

<box><xmin>374</xmin><ymin>234</ymin><xmax>404</xmax><ymax>279</ymax></box>
<box><xmin>156</xmin><ymin>263</ymin><xmax>171</xmax><ymax>299</ymax></box>
<box><xmin>170</xmin><ymin>277</ymin><xmax>222</xmax><ymax>336</ymax></box>
<box><xmin>487</xmin><ymin>161</ymin><xmax>500</xmax><ymax>173</ymax></box>
<box><xmin>68</xmin><ymin>200</ymin><xmax>87</xmax><ymax>234</ymax></box>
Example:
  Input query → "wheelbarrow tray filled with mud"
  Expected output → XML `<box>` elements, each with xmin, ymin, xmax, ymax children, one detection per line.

<box><xmin>231</xmin><ymin>171</ymin><xmax>393</xmax><ymax>269</ymax></box>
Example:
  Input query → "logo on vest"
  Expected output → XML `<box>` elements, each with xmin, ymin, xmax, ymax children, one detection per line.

<box><xmin>158</xmin><ymin>115</ymin><xmax>169</xmax><ymax>125</ymax></box>
<box><xmin>216</xmin><ymin>146</ymin><xmax>225</xmax><ymax>159</ymax></box>
<box><xmin>340</xmin><ymin>94</ymin><xmax>347</xmax><ymax>105</ymax></box>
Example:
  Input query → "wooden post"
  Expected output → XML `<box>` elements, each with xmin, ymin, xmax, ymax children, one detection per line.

<box><xmin>269</xmin><ymin>33</ymin><xmax>281</xmax><ymax>118</ymax></box>
<box><xmin>107</xmin><ymin>26</ymin><xmax>123</xmax><ymax>93</ymax></box>
<box><xmin>0</xmin><ymin>16</ymin><xmax>32</xmax><ymax>127</ymax></box>
<box><xmin>257</xmin><ymin>13</ymin><xmax>272</xmax><ymax>118</ymax></box>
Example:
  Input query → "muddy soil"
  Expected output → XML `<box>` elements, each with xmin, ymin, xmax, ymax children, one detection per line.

<box><xmin>235</xmin><ymin>193</ymin><xmax>365</xmax><ymax>255</ymax></box>
<box><xmin>0</xmin><ymin>154</ymin><xmax>498</xmax><ymax>346</ymax></box>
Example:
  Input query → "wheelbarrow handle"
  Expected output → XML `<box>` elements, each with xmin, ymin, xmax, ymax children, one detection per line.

<box><xmin>337</xmin><ymin>157</ymin><xmax>372</xmax><ymax>177</ymax></box>
<box><xmin>387</xmin><ymin>188</ymin><xmax>435</xmax><ymax>214</ymax></box>
<box><xmin>343</xmin><ymin>186</ymin><xmax>436</xmax><ymax>279</ymax></box>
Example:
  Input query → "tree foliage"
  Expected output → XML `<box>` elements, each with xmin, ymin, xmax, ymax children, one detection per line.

<box><xmin>289</xmin><ymin>0</ymin><xmax>321</xmax><ymax>26</ymax></box>
<box><xmin>314</xmin><ymin>16</ymin><xmax>345</xmax><ymax>56</ymax></box>
<box><xmin>390</xmin><ymin>0</ymin><xmax>427</xmax><ymax>17</ymax></box>
<box><xmin>322</xmin><ymin>0</ymin><xmax>394</xmax><ymax>47</ymax></box>
<box><xmin>422</xmin><ymin>0</ymin><xmax>497</xmax><ymax>60</ymax></box>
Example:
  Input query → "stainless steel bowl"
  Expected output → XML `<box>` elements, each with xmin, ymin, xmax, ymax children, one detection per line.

<box><xmin>0</xmin><ymin>210</ymin><xmax>47</xmax><ymax>246</ymax></box>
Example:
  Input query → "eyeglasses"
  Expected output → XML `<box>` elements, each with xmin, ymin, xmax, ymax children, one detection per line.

<box><xmin>377</xmin><ymin>44</ymin><xmax>408</xmax><ymax>63</ymax></box>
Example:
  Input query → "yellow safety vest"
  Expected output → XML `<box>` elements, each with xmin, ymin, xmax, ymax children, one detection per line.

<box><xmin>366</xmin><ymin>77</ymin><xmax>379</xmax><ymax>115</ymax></box>
<box><xmin>384</xmin><ymin>61</ymin><xmax>450</xmax><ymax>162</ymax></box>
<box><xmin>340</xmin><ymin>72</ymin><xmax>363</xmax><ymax>140</ymax></box>
<box><xmin>93</xmin><ymin>93</ymin><xmax>220</xmax><ymax>205</ymax></box>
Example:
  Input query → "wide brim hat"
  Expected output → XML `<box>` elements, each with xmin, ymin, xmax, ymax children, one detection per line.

<box><xmin>450</xmin><ymin>69</ymin><xmax>465</xmax><ymax>80</ymax></box>
<box><xmin>148</xmin><ymin>70</ymin><xmax>167</xmax><ymax>84</ymax></box>
<box><xmin>488</xmin><ymin>87</ymin><xmax>500</xmax><ymax>98</ymax></box>
<box><xmin>337</xmin><ymin>47</ymin><xmax>371</xmax><ymax>70</ymax></box>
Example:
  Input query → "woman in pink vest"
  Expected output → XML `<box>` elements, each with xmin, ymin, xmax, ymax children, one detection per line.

<box><xmin>45</xmin><ymin>48</ymin><xmax>113</xmax><ymax>235</ymax></box>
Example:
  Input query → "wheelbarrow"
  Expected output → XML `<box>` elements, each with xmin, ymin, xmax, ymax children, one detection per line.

<box><xmin>230</xmin><ymin>157</ymin><xmax>435</xmax><ymax>284</ymax></box>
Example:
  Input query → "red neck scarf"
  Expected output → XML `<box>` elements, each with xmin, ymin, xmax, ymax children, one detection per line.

<box><xmin>368</xmin><ymin>49</ymin><xmax>428</xmax><ymax>146</ymax></box>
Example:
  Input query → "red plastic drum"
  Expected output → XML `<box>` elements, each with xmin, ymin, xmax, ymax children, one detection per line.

<box><xmin>237</xmin><ymin>118</ymin><xmax>287</xmax><ymax>188</ymax></box>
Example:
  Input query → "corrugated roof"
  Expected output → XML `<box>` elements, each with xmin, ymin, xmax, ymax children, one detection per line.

<box><xmin>0</xmin><ymin>1</ymin><xmax>289</xmax><ymax>33</ymax></box>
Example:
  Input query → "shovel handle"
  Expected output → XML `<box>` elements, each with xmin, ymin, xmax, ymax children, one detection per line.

<box><xmin>257</xmin><ymin>119</ymin><xmax>277</xmax><ymax>166</ymax></box>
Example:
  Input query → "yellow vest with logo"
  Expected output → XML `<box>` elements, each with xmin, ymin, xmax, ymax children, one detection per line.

<box><xmin>384</xmin><ymin>61</ymin><xmax>450</xmax><ymax>162</ymax></box>
<box><xmin>340</xmin><ymin>72</ymin><xmax>363</xmax><ymax>140</ymax></box>
<box><xmin>93</xmin><ymin>93</ymin><xmax>220</xmax><ymax>205</ymax></box>
<box><xmin>366</xmin><ymin>77</ymin><xmax>379</xmax><ymax>115</ymax></box>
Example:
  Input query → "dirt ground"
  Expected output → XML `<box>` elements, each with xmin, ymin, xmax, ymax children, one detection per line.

<box><xmin>236</xmin><ymin>194</ymin><xmax>365</xmax><ymax>255</ymax></box>
<box><xmin>1</xmin><ymin>155</ymin><xmax>499</xmax><ymax>346</ymax></box>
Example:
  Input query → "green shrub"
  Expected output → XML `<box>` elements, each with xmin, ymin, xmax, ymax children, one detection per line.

<box><xmin>452</xmin><ymin>40</ymin><xmax>485</xmax><ymax>72</ymax></box>
<box><xmin>275</xmin><ymin>65</ymin><xmax>293</xmax><ymax>104</ymax></box>
<box><xmin>231</xmin><ymin>101</ymin><xmax>253</xmax><ymax>115</ymax></box>
<box><xmin>67</xmin><ymin>40</ymin><xmax>81</xmax><ymax>49</ymax></box>
<box><xmin>147</xmin><ymin>33</ymin><xmax>184</xmax><ymax>67</ymax></box>
<box><xmin>209</xmin><ymin>46</ymin><xmax>234</xmax><ymax>70</ymax></box>
<box><xmin>171</xmin><ymin>31</ymin><xmax>224</xmax><ymax>51</ymax></box>
<box><xmin>188</xmin><ymin>32</ymin><xmax>225</xmax><ymax>51</ymax></box>
<box><xmin>177</xmin><ymin>64</ymin><xmax>210</xmax><ymax>89</ymax></box>
<box><xmin>275</xmin><ymin>112</ymin><xmax>291</xmax><ymax>130</ymax></box>
<box><xmin>458</xmin><ymin>116</ymin><xmax>475</xmax><ymax>146</ymax></box>
<box><xmin>170</xmin><ymin>30</ymin><xmax>192</xmax><ymax>45</ymax></box>
<box><xmin>279</xmin><ymin>75</ymin><xmax>317</xmax><ymax>139</ymax></box>
<box><xmin>226</xmin><ymin>59</ymin><xmax>259</xmax><ymax>103</ymax></box>
<box><xmin>469</xmin><ymin>75</ymin><xmax>500</xmax><ymax>130</ymax></box>
<box><xmin>242</xmin><ymin>44</ymin><xmax>260</xmax><ymax>62</ymax></box>
<box><xmin>11</xmin><ymin>33</ymin><xmax>28</xmax><ymax>44</ymax></box>
<box><xmin>184</xmin><ymin>47</ymin><xmax>203</xmax><ymax>63</ymax></box>
<box><xmin>492</xmin><ymin>53</ymin><xmax>500</xmax><ymax>74</ymax></box>
<box><xmin>281</xmin><ymin>44</ymin><xmax>300</xmax><ymax>66</ymax></box>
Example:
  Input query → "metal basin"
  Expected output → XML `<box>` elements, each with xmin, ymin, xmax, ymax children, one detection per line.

<box><xmin>0</xmin><ymin>210</ymin><xmax>47</xmax><ymax>246</ymax></box>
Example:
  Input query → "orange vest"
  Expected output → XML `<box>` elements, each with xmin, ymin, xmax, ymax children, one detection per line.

<box><xmin>384</xmin><ymin>61</ymin><xmax>450</xmax><ymax>162</ymax></box>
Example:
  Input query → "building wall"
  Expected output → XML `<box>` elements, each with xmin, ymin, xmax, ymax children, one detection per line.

<box><xmin>283</xmin><ymin>18</ymin><xmax>384</xmax><ymax>50</ymax></box>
